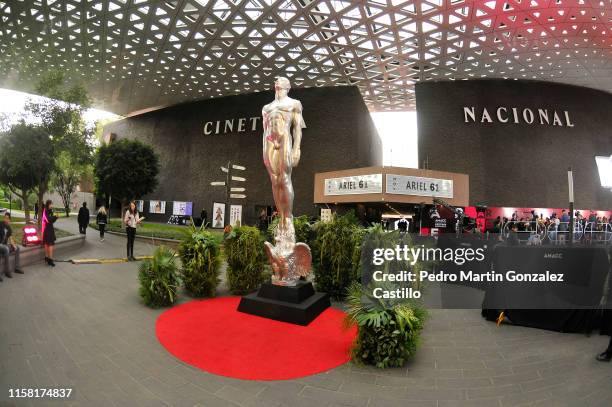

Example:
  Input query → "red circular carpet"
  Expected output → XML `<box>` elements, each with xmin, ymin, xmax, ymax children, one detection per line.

<box><xmin>156</xmin><ymin>296</ymin><xmax>357</xmax><ymax>380</ymax></box>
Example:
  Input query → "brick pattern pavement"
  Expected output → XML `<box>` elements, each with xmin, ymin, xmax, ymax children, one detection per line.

<box><xmin>1</xmin><ymin>218</ymin><xmax>611</xmax><ymax>407</ymax></box>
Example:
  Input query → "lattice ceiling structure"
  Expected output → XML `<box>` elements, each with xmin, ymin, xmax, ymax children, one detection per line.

<box><xmin>0</xmin><ymin>0</ymin><xmax>611</xmax><ymax>115</ymax></box>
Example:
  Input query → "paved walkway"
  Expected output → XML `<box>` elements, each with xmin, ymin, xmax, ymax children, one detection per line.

<box><xmin>0</xmin><ymin>217</ymin><xmax>611</xmax><ymax>406</ymax></box>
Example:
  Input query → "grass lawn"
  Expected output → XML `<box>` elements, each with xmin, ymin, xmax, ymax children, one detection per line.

<box><xmin>90</xmin><ymin>219</ymin><xmax>225</xmax><ymax>242</ymax></box>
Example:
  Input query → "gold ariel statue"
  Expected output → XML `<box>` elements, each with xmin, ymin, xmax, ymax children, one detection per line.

<box><xmin>262</xmin><ymin>77</ymin><xmax>311</xmax><ymax>286</ymax></box>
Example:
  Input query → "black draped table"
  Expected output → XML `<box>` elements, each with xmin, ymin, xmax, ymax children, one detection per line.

<box><xmin>482</xmin><ymin>245</ymin><xmax>611</xmax><ymax>333</ymax></box>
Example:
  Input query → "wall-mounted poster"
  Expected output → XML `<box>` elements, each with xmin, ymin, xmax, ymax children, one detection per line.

<box><xmin>172</xmin><ymin>201</ymin><xmax>193</xmax><ymax>216</ymax></box>
<box><xmin>135</xmin><ymin>200</ymin><xmax>144</xmax><ymax>213</ymax></box>
<box><xmin>149</xmin><ymin>200</ymin><xmax>166</xmax><ymax>214</ymax></box>
<box><xmin>212</xmin><ymin>202</ymin><xmax>225</xmax><ymax>228</ymax></box>
<box><xmin>229</xmin><ymin>205</ymin><xmax>242</xmax><ymax>226</ymax></box>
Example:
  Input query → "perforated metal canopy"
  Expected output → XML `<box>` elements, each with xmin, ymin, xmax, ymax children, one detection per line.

<box><xmin>1</xmin><ymin>0</ymin><xmax>611</xmax><ymax>115</ymax></box>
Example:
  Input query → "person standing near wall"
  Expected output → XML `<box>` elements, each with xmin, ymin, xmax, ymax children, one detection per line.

<box><xmin>77</xmin><ymin>202</ymin><xmax>90</xmax><ymax>234</ymax></box>
<box><xmin>124</xmin><ymin>201</ymin><xmax>142</xmax><ymax>261</ymax></box>
<box><xmin>0</xmin><ymin>213</ymin><xmax>23</xmax><ymax>278</ymax></box>
<box><xmin>96</xmin><ymin>206</ymin><xmax>108</xmax><ymax>242</ymax></box>
<box><xmin>257</xmin><ymin>208</ymin><xmax>268</xmax><ymax>232</ymax></box>
<box><xmin>42</xmin><ymin>200</ymin><xmax>57</xmax><ymax>267</ymax></box>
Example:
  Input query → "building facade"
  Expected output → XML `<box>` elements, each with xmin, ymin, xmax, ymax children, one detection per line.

<box><xmin>417</xmin><ymin>79</ymin><xmax>612</xmax><ymax>210</ymax></box>
<box><xmin>103</xmin><ymin>86</ymin><xmax>382</xmax><ymax>224</ymax></box>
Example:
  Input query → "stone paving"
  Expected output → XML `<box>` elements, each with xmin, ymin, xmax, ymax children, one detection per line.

<box><xmin>1</xmin><ymin>217</ymin><xmax>611</xmax><ymax>407</ymax></box>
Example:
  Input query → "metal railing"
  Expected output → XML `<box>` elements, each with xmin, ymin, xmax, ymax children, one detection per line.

<box><xmin>583</xmin><ymin>222</ymin><xmax>612</xmax><ymax>244</ymax></box>
<box><xmin>498</xmin><ymin>220</ymin><xmax>612</xmax><ymax>245</ymax></box>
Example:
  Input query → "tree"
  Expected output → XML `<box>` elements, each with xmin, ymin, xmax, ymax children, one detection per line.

<box><xmin>24</xmin><ymin>70</ymin><xmax>93</xmax><ymax>223</ymax></box>
<box><xmin>51</xmin><ymin>151</ymin><xmax>91</xmax><ymax>217</ymax></box>
<box><xmin>0</xmin><ymin>123</ymin><xmax>55</xmax><ymax>221</ymax></box>
<box><xmin>94</xmin><ymin>138</ymin><xmax>160</xmax><ymax>215</ymax></box>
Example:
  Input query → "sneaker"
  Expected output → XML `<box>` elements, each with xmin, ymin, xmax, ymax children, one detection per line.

<box><xmin>5</xmin><ymin>273</ymin><xmax>12</xmax><ymax>278</ymax></box>
<box><xmin>596</xmin><ymin>352</ymin><xmax>612</xmax><ymax>362</ymax></box>
<box><xmin>101</xmin><ymin>238</ymin><xmax>105</xmax><ymax>242</ymax></box>
<box><xmin>48</xmin><ymin>259</ymin><xmax>55</xmax><ymax>267</ymax></box>
<box><xmin>14</xmin><ymin>269</ymin><xmax>24</xmax><ymax>274</ymax></box>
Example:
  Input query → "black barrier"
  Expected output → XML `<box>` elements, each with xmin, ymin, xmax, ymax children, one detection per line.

<box><xmin>483</xmin><ymin>245</ymin><xmax>609</xmax><ymax>309</ymax></box>
<box><xmin>360</xmin><ymin>232</ymin><xmax>611</xmax><ymax>310</ymax></box>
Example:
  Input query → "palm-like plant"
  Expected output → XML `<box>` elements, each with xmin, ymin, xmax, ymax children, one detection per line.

<box><xmin>344</xmin><ymin>281</ymin><xmax>426</xmax><ymax>368</ymax></box>
<box><xmin>138</xmin><ymin>246</ymin><xmax>180</xmax><ymax>307</ymax></box>
<box><xmin>179</xmin><ymin>223</ymin><xmax>221</xmax><ymax>297</ymax></box>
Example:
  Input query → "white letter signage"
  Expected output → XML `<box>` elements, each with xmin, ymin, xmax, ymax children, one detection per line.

<box><xmin>324</xmin><ymin>174</ymin><xmax>383</xmax><ymax>196</ymax></box>
<box><xmin>386</xmin><ymin>174</ymin><xmax>453</xmax><ymax>198</ymax></box>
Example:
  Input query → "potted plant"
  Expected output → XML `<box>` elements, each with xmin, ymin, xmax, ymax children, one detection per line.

<box><xmin>138</xmin><ymin>246</ymin><xmax>180</xmax><ymax>307</ymax></box>
<box><xmin>312</xmin><ymin>212</ymin><xmax>365</xmax><ymax>299</ymax></box>
<box><xmin>179</xmin><ymin>224</ymin><xmax>221</xmax><ymax>297</ymax></box>
<box><xmin>224</xmin><ymin>226</ymin><xmax>266</xmax><ymax>294</ymax></box>
<box><xmin>345</xmin><ymin>281</ymin><xmax>427</xmax><ymax>368</ymax></box>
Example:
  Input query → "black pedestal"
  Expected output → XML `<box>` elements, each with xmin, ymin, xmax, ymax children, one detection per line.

<box><xmin>237</xmin><ymin>281</ymin><xmax>330</xmax><ymax>326</ymax></box>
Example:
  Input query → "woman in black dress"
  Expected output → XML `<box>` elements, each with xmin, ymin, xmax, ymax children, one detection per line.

<box><xmin>42</xmin><ymin>199</ymin><xmax>57</xmax><ymax>267</ymax></box>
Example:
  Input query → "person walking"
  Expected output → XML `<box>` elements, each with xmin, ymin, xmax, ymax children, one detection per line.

<box><xmin>124</xmin><ymin>201</ymin><xmax>142</xmax><ymax>261</ymax></box>
<box><xmin>0</xmin><ymin>212</ymin><xmax>24</xmax><ymax>279</ymax></box>
<box><xmin>77</xmin><ymin>202</ymin><xmax>90</xmax><ymax>234</ymax></box>
<box><xmin>34</xmin><ymin>202</ymin><xmax>39</xmax><ymax>221</ymax></box>
<box><xmin>42</xmin><ymin>200</ymin><xmax>57</xmax><ymax>267</ymax></box>
<box><xmin>597</xmin><ymin>307</ymin><xmax>612</xmax><ymax>362</ymax></box>
<box><xmin>96</xmin><ymin>206</ymin><xmax>108</xmax><ymax>242</ymax></box>
<box><xmin>597</xmin><ymin>337</ymin><xmax>612</xmax><ymax>362</ymax></box>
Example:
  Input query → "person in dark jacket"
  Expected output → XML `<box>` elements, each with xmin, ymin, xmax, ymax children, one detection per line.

<box><xmin>506</xmin><ymin>223</ymin><xmax>520</xmax><ymax>246</ymax></box>
<box><xmin>42</xmin><ymin>200</ymin><xmax>57</xmax><ymax>267</ymax></box>
<box><xmin>96</xmin><ymin>206</ymin><xmax>108</xmax><ymax>242</ymax></box>
<box><xmin>0</xmin><ymin>212</ymin><xmax>23</xmax><ymax>279</ymax></box>
<box><xmin>397</xmin><ymin>217</ymin><xmax>408</xmax><ymax>232</ymax></box>
<box><xmin>77</xmin><ymin>202</ymin><xmax>90</xmax><ymax>234</ymax></box>
<box><xmin>257</xmin><ymin>209</ymin><xmax>268</xmax><ymax>232</ymax></box>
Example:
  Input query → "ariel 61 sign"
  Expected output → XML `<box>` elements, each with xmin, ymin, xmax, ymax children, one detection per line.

<box><xmin>324</xmin><ymin>174</ymin><xmax>383</xmax><ymax>196</ymax></box>
<box><xmin>386</xmin><ymin>174</ymin><xmax>453</xmax><ymax>198</ymax></box>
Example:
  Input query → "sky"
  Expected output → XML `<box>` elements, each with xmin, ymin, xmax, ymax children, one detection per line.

<box><xmin>370</xmin><ymin>111</ymin><xmax>418</xmax><ymax>168</ymax></box>
<box><xmin>0</xmin><ymin>88</ymin><xmax>120</xmax><ymax>128</ymax></box>
<box><xmin>0</xmin><ymin>88</ymin><xmax>418</xmax><ymax>168</ymax></box>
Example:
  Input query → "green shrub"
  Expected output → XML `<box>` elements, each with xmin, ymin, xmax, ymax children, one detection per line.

<box><xmin>224</xmin><ymin>226</ymin><xmax>266</xmax><ymax>294</ymax></box>
<box><xmin>345</xmin><ymin>281</ymin><xmax>426</xmax><ymax>368</ymax></box>
<box><xmin>138</xmin><ymin>246</ymin><xmax>180</xmax><ymax>307</ymax></box>
<box><xmin>178</xmin><ymin>225</ymin><xmax>221</xmax><ymax>297</ymax></box>
<box><xmin>312</xmin><ymin>212</ymin><xmax>364</xmax><ymax>299</ymax></box>
<box><xmin>0</xmin><ymin>200</ymin><xmax>22</xmax><ymax>210</ymax></box>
